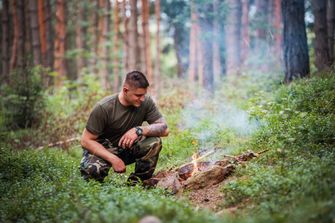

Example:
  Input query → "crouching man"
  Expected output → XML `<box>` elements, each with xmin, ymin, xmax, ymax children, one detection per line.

<box><xmin>80</xmin><ymin>71</ymin><xmax>169</xmax><ymax>184</ymax></box>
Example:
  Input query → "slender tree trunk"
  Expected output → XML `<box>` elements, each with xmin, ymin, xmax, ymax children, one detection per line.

<box><xmin>29</xmin><ymin>0</ymin><xmax>42</xmax><ymax>66</ymax></box>
<box><xmin>225</xmin><ymin>0</ymin><xmax>242</xmax><ymax>76</ymax></box>
<box><xmin>197</xmin><ymin>2</ymin><xmax>214</xmax><ymax>91</ymax></box>
<box><xmin>188</xmin><ymin>2</ymin><xmax>197</xmax><ymax>82</ymax></box>
<box><xmin>213</xmin><ymin>0</ymin><xmax>222</xmax><ymax>83</ymax></box>
<box><xmin>88</xmin><ymin>0</ymin><xmax>98</xmax><ymax>73</ymax></box>
<box><xmin>53</xmin><ymin>0</ymin><xmax>66</xmax><ymax>86</ymax></box>
<box><xmin>142</xmin><ymin>0</ymin><xmax>153</xmax><ymax>83</ymax></box>
<box><xmin>113</xmin><ymin>0</ymin><xmax>121</xmax><ymax>92</ymax></box>
<box><xmin>154</xmin><ymin>0</ymin><xmax>161</xmax><ymax>94</ymax></box>
<box><xmin>312</xmin><ymin>0</ymin><xmax>331</xmax><ymax>71</ymax></box>
<box><xmin>1</xmin><ymin>0</ymin><xmax>10</xmax><ymax>81</ymax></box>
<box><xmin>273</xmin><ymin>0</ymin><xmax>282</xmax><ymax>57</ymax></box>
<box><xmin>255</xmin><ymin>0</ymin><xmax>269</xmax><ymax>49</ymax></box>
<box><xmin>282</xmin><ymin>0</ymin><xmax>309</xmax><ymax>83</ymax></box>
<box><xmin>38</xmin><ymin>0</ymin><xmax>47</xmax><ymax>67</ymax></box>
<box><xmin>128</xmin><ymin>0</ymin><xmax>140</xmax><ymax>71</ymax></box>
<box><xmin>122</xmin><ymin>0</ymin><xmax>130</xmax><ymax>73</ymax></box>
<box><xmin>44</xmin><ymin>0</ymin><xmax>53</xmax><ymax>69</ymax></box>
<box><xmin>97</xmin><ymin>0</ymin><xmax>111</xmax><ymax>90</ymax></box>
<box><xmin>75</xmin><ymin>0</ymin><xmax>85</xmax><ymax>80</ymax></box>
<box><xmin>10</xmin><ymin>0</ymin><xmax>19</xmax><ymax>70</ymax></box>
<box><xmin>327</xmin><ymin>0</ymin><xmax>335</xmax><ymax>63</ymax></box>
<box><xmin>241</xmin><ymin>0</ymin><xmax>249</xmax><ymax>65</ymax></box>
<box><xmin>196</xmin><ymin>21</ymin><xmax>203</xmax><ymax>85</ymax></box>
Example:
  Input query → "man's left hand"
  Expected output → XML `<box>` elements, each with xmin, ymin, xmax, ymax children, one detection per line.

<box><xmin>118</xmin><ymin>128</ymin><xmax>138</xmax><ymax>149</ymax></box>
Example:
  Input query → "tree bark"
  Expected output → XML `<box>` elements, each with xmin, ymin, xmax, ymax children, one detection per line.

<box><xmin>38</xmin><ymin>0</ymin><xmax>47</xmax><ymax>67</ymax></box>
<box><xmin>113</xmin><ymin>0</ymin><xmax>121</xmax><ymax>92</ymax></box>
<box><xmin>197</xmin><ymin>2</ymin><xmax>214</xmax><ymax>91</ymax></box>
<box><xmin>53</xmin><ymin>0</ymin><xmax>66</xmax><ymax>86</ymax></box>
<box><xmin>142</xmin><ymin>0</ymin><xmax>153</xmax><ymax>84</ymax></box>
<box><xmin>75</xmin><ymin>0</ymin><xmax>85</xmax><ymax>80</ymax></box>
<box><xmin>241</xmin><ymin>0</ymin><xmax>249</xmax><ymax>65</ymax></box>
<box><xmin>1</xmin><ymin>0</ymin><xmax>10</xmax><ymax>82</ymax></box>
<box><xmin>29</xmin><ymin>0</ymin><xmax>42</xmax><ymax>66</ymax></box>
<box><xmin>327</xmin><ymin>0</ymin><xmax>335</xmax><ymax>63</ymax></box>
<box><xmin>312</xmin><ymin>0</ymin><xmax>331</xmax><ymax>71</ymax></box>
<box><xmin>273</xmin><ymin>0</ymin><xmax>282</xmax><ymax>57</ymax></box>
<box><xmin>213</xmin><ymin>0</ymin><xmax>222</xmax><ymax>83</ymax></box>
<box><xmin>282</xmin><ymin>0</ymin><xmax>310</xmax><ymax>83</ymax></box>
<box><xmin>255</xmin><ymin>0</ymin><xmax>269</xmax><ymax>49</ymax></box>
<box><xmin>154</xmin><ymin>0</ymin><xmax>161</xmax><ymax>94</ymax></box>
<box><xmin>128</xmin><ymin>0</ymin><xmax>140</xmax><ymax>71</ymax></box>
<box><xmin>122</xmin><ymin>0</ymin><xmax>130</xmax><ymax>73</ymax></box>
<box><xmin>188</xmin><ymin>2</ymin><xmax>197</xmax><ymax>82</ymax></box>
<box><xmin>225</xmin><ymin>0</ymin><xmax>242</xmax><ymax>76</ymax></box>
<box><xmin>44</xmin><ymin>0</ymin><xmax>53</xmax><ymax>69</ymax></box>
<box><xmin>97</xmin><ymin>0</ymin><xmax>111</xmax><ymax>90</ymax></box>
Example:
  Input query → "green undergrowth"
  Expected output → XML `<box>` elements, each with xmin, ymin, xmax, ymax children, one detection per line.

<box><xmin>0</xmin><ymin>147</ymin><xmax>225</xmax><ymax>223</ymax></box>
<box><xmin>222</xmin><ymin>71</ymin><xmax>335</xmax><ymax>222</ymax></box>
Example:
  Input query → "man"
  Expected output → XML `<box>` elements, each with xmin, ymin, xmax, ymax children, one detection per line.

<box><xmin>80</xmin><ymin>71</ymin><xmax>169</xmax><ymax>183</ymax></box>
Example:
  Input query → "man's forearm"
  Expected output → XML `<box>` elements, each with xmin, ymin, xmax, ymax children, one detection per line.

<box><xmin>142</xmin><ymin>119</ymin><xmax>169</xmax><ymax>137</ymax></box>
<box><xmin>81</xmin><ymin>139</ymin><xmax>120</xmax><ymax>164</ymax></box>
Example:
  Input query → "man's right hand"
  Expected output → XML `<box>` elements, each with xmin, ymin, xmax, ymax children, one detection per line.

<box><xmin>110</xmin><ymin>156</ymin><xmax>126</xmax><ymax>173</ymax></box>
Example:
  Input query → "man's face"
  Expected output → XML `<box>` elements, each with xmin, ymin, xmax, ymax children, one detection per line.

<box><xmin>124</xmin><ymin>87</ymin><xmax>147</xmax><ymax>107</ymax></box>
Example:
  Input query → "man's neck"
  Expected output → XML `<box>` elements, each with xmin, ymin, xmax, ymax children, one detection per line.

<box><xmin>118</xmin><ymin>92</ymin><xmax>130</xmax><ymax>107</ymax></box>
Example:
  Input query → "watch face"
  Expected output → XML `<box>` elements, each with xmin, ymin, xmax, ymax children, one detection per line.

<box><xmin>136</xmin><ymin>127</ymin><xmax>143</xmax><ymax>136</ymax></box>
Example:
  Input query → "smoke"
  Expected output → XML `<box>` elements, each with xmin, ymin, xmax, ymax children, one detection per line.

<box><xmin>180</xmin><ymin>93</ymin><xmax>259</xmax><ymax>155</ymax></box>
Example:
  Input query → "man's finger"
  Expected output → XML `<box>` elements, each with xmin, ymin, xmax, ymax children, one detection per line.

<box><xmin>118</xmin><ymin>136</ymin><xmax>125</xmax><ymax>147</ymax></box>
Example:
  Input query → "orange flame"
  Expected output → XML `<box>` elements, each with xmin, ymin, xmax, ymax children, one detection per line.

<box><xmin>191</xmin><ymin>153</ymin><xmax>199</xmax><ymax>176</ymax></box>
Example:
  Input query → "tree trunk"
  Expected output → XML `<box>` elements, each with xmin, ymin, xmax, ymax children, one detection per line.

<box><xmin>188</xmin><ymin>2</ymin><xmax>197</xmax><ymax>82</ymax></box>
<box><xmin>225</xmin><ymin>0</ymin><xmax>242</xmax><ymax>76</ymax></box>
<box><xmin>97</xmin><ymin>0</ymin><xmax>111</xmax><ymax>90</ymax></box>
<box><xmin>255</xmin><ymin>0</ymin><xmax>269</xmax><ymax>49</ymax></box>
<box><xmin>327</xmin><ymin>0</ymin><xmax>335</xmax><ymax>63</ymax></box>
<box><xmin>213</xmin><ymin>0</ymin><xmax>222</xmax><ymax>83</ymax></box>
<box><xmin>44</xmin><ymin>0</ymin><xmax>53</xmax><ymax>70</ymax></box>
<box><xmin>53</xmin><ymin>0</ymin><xmax>66</xmax><ymax>86</ymax></box>
<box><xmin>113</xmin><ymin>0</ymin><xmax>121</xmax><ymax>92</ymax></box>
<box><xmin>10</xmin><ymin>0</ymin><xmax>19</xmax><ymax>70</ymax></box>
<box><xmin>29</xmin><ymin>0</ymin><xmax>42</xmax><ymax>66</ymax></box>
<box><xmin>128</xmin><ymin>0</ymin><xmax>140</xmax><ymax>71</ymax></box>
<box><xmin>241</xmin><ymin>0</ymin><xmax>249</xmax><ymax>65</ymax></box>
<box><xmin>273</xmin><ymin>0</ymin><xmax>282</xmax><ymax>57</ymax></box>
<box><xmin>88</xmin><ymin>0</ymin><xmax>98</xmax><ymax>73</ymax></box>
<box><xmin>154</xmin><ymin>0</ymin><xmax>161</xmax><ymax>94</ymax></box>
<box><xmin>142</xmin><ymin>0</ymin><xmax>153</xmax><ymax>84</ymax></box>
<box><xmin>38</xmin><ymin>0</ymin><xmax>47</xmax><ymax>67</ymax></box>
<box><xmin>282</xmin><ymin>0</ymin><xmax>309</xmax><ymax>83</ymax></box>
<box><xmin>198</xmin><ymin>2</ymin><xmax>214</xmax><ymax>91</ymax></box>
<box><xmin>312</xmin><ymin>0</ymin><xmax>331</xmax><ymax>71</ymax></box>
<box><xmin>122</xmin><ymin>0</ymin><xmax>130</xmax><ymax>73</ymax></box>
<box><xmin>75</xmin><ymin>1</ymin><xmax>85</xmax><ymax>80</ymax></box>
<box><xmin>1</xmin><ymin>0</ymin><xmax>10</xmax><ymax>82</ymax></box>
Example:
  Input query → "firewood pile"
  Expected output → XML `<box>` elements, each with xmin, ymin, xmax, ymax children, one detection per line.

<box><xmin>143</xmin><ymin>150</ymin><xmax>261</xmax><ymax>194</ymax></box>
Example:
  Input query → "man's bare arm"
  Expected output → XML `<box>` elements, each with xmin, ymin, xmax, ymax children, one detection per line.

<box><xmin>142</xmin><ymin>117</ymin><xmax>169</xmax><ymax>137</ymax></box>
<box><xmin>80</xmin><ymin>128</ymin><xmax>126</xmax><ymax>173</ymax></box>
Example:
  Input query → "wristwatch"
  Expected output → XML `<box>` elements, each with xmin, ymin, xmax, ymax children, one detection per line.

<box><xmin>135</xmin><ymin>126</ymin><xmax>143</xmax><ymax>137</ymax></box>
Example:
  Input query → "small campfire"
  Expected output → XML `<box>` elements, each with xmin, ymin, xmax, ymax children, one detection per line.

<box><xmin>143</xmin><ymin>150</ymin><xmax>264</xmax><ymax>194</ymax></box>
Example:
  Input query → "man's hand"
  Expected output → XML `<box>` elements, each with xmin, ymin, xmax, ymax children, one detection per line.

<box><xmin>118</xmin><ymin>128</ymin><xmax>138</xmax><ymax>149</ymax></box>
<box><xmin>109</xmin><ymin>155</ymin><xmax>126</xmax><ymax>173</ymax></box>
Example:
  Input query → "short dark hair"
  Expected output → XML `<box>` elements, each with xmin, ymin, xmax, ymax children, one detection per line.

<box><xmin>124</xmin><ymin>71</ymin><xmax>149</xmax><ymax>89</ymax></box>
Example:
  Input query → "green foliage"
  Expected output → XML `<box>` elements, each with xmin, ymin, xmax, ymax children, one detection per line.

<box><xmin>222</xmin><ymin>71</ymin><xmax>335</xmax><ymax>222</ymax></box>
<box><xmin>0</xmin><ymin>147</ymin><xmax>222</xmax><ymax>223</ymax></box>
<box><xmin>0</xmin><ymin>66</ymin><xmax>45</xmax><ymax>130</ymax></box>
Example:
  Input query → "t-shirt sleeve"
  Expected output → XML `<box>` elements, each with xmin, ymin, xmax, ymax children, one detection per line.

<box><xmin>86</xmin><ymin>104</ymin><xmax>107</xmax><ymax>136</ymax></box>
<box><xmin>144</xmin><ymin>96</ymin><xmax>163</xmax><ymax>124</ymax></box>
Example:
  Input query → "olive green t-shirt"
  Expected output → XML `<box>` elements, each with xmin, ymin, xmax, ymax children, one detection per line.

<box><xmin>86</xmin><ymin>94</ymin><xmax>162</xmax><ymax>146</ymax></box>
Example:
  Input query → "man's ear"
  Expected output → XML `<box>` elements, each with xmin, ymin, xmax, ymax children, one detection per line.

<box><xmin>123</xmin><ymin>87</ymin><xmax>129</xmax><ymax>94</ymax></box>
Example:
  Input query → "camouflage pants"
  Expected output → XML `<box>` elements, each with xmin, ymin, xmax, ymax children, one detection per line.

<box><xmin>79</xmin><ymin>136</ymin><xmax>162</xmax><ymax>183</ymax></box>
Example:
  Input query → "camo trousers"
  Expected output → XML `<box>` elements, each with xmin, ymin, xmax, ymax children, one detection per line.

<box><xmin>79</xmin><ymin>136</ymin><xmax>162</xmax><ymax>182</ymax></box>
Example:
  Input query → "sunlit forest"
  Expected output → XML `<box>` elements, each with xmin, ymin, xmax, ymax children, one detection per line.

<box><xmin>1</xmin><ymin>0</ymin><xmax>335</xmax><ymax>222</ymax></box>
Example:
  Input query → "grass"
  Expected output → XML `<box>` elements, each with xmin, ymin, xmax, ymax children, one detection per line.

<box><xmin>1</xmin><ymin>70</ymin><xmax>335</xmax><ymax>222</ymax></box>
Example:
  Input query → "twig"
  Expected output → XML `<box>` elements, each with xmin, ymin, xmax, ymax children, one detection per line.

<box><xmin>36</xmin><ymin>136</ymin><xmax>80</xmax><ymax>151</ymax></box>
